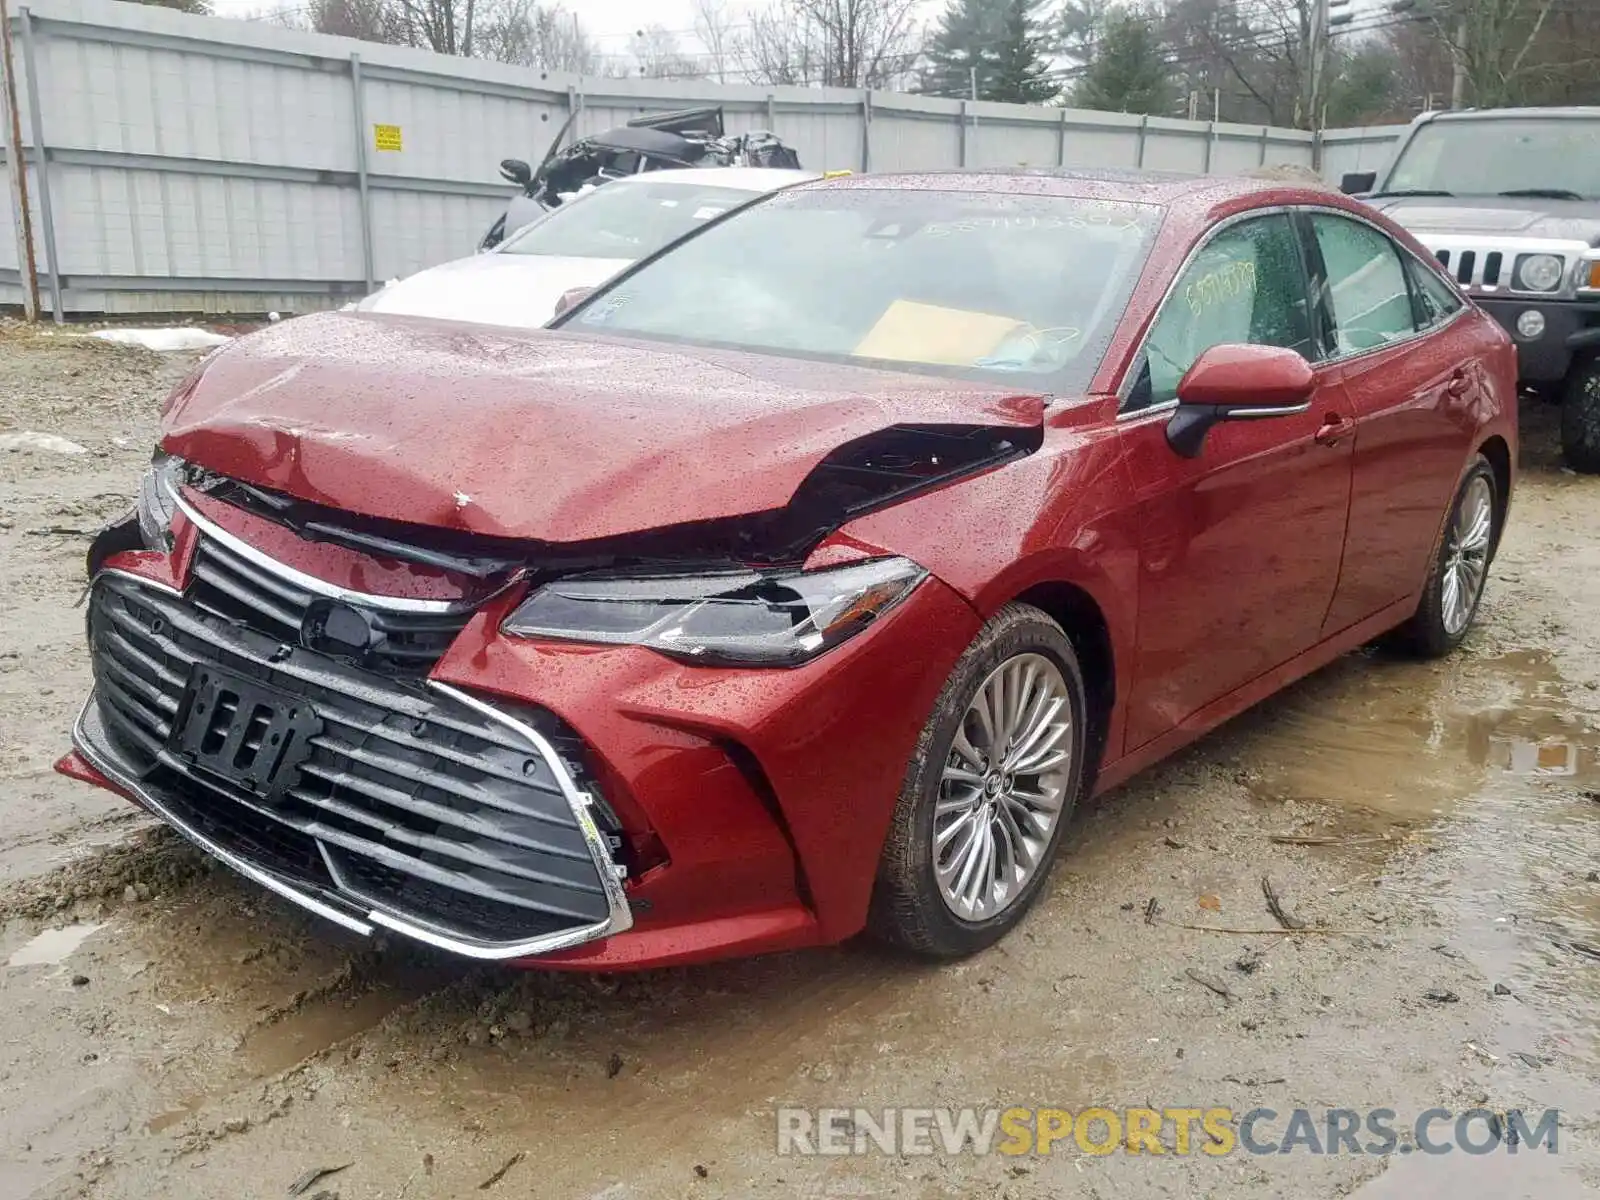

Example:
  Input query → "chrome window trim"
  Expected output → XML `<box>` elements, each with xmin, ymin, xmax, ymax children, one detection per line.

<box><xmin>1299</xmin><ymin>206</ymin><xmax>1470</xmax><ymax>367</ymax></box>
<box><xmin>1115</xmin><ymin>202</ymin><xmax>1471</xmax><ymax>418</ymax></box>
<box><xmin>174</xmin><ymin>488</ymin><xmax>502</xmax><ymax>616</ymax></box>
<box><xmin>72</xmin><ymin>573</ymin><xmax>636</xmax><ymax>962</ymax></box>
<box><xmin>1115</xmin><ymin>205</ymin><xmax>1302</xmax><ymax>417</ymax></box>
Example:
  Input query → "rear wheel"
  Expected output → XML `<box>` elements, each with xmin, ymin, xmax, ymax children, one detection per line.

<box><xmin>1561</xmin><ymin>355</ymin><xmax>1600</xmax><ymax>474</ymax></box>
<box><xmin>1391</xmin><ymin>455</ymin><xmax>1498</xmax><ymax>658</ymax></box>
<box><xmin>868</xmin><ymin>604</ymin><xmax>1088</xmax><ymax>958</ymax></box>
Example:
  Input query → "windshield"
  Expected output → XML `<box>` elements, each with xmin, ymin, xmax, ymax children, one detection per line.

<box><xmin>500</xmin><ymin>181</ymin><xmax>761</xmax><ymax>261</ymax></box>
<box><xmin>1384</xmin><ymin>117</ymin><xmax>1600</xmax><ymax>198</ymax></box>
<box><xmin>559</xmin><ymin>187</ymin><xmax>1161</xmax><ymax>387</ymax></box>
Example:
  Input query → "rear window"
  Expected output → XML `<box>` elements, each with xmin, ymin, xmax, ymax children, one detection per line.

<box><xmin>500</xmin><ymin>181</ymin><xmax>760</xmax><ymax>261</ymax></box>
<box><xmin>559</xmin><ymin>187</ymin><xmax>1162</xmax><ymax>389</ymax></box>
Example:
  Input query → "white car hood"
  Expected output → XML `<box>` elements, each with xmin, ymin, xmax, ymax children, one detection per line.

<box><xmin>361</xmin><ymin>252</ymin><xmax>633</xmax><ymax>328</ymax></box>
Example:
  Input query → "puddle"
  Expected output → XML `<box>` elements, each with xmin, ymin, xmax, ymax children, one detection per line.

<box><xmin>1242</xmin><ymin>647</ymin><xmax>1600</xmax><ymax>1083</ymax></box>
<box><xmin>1245</xmin><ymin>649</ymin><xmax>1598</xmax><ymax>824</ymax></box>
<box><xmin>5</xmin><ymin>921</ymin><xmax>106</xmax><ymax>968</ymax></box>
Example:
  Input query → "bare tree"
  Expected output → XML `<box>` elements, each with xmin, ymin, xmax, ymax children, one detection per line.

<box><xmin>477</xmin><ymin>0</ymin><xmax>601</xmax><ymax>70</ymax></box>
<box><xmin>735</xmin><ymin>0</ymin><xmax>922</xmax><ymax>88</ymax></box>
<box><xmin>630</xmin><ymin>24</ymin><xmax>705</xmax><ymax>78</ymax></box>
<box><xmin>693</xmin><ymin>0</ymin><xmax>740</xmax><ymax>83</ymax></box>
<box><xmin>739</xmin><ymin>3</ymin><xmax>821</xmax><ymax>84</ymax></box>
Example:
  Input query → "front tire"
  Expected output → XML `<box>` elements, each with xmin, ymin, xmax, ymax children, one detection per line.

<box><xmin>1392</xmin><ymin>455</ymin><xmax>1498</xmax><ymax>658</ymax></box>
<box><xmin>1561</xmin><ymin>355</ymin><xmax>1600</xmax><ymax>474</ymax></box>
<box><xmin>868</xmin><ymin>603</ymin><xmax>1088</xmax><ymax>958</ymax></box>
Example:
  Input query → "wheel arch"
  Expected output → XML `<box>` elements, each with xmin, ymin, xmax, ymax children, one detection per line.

<box><xmin>1004</xmin><ymin>579</ymin><xmax>1117</xmax><ymax>787</ymax></box>
<box><xmin>1476</xmin><ymin>434</ymin><xmax>1512</xmax><ymax>557</ymax></box>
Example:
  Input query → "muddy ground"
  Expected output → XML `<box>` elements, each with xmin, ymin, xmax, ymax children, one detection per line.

<box><xmin>1</xmin><ymin>325</ymin><xmax>1597</xmax><ymax>1200</ymax></box>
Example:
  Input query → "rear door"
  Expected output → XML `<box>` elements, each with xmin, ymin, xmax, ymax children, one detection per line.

<box><xmin>1305</xmin><ymin>210</ymin><xmax>1484</xmax><ymax>635</ymax></box>
<box><xmin>1119</xmin><ymin>212</ymin><xmax>1355</xmax><ymax>751</ymax></box>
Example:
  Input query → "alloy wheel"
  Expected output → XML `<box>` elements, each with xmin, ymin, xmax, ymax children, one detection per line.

<box><xmin>1441</xmin><ymin>475</ymin><xmax>1493</xmax><ymax>636</ymax></box>
<box><xmin>933</xmin><ymin>653</ymin><xmax>1073</xmax><ymax>922</ymax></box>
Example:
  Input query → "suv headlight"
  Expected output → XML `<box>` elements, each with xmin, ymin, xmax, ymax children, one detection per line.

<box><xmin>1514</xmin><ymin>253</ymin><xmax>1564</xmax><ymax>292</ymax></box>
<box><xmin>501</xmin><ymin>557</ymin><xmax>927</xmax><ymax>667</ymax></box>
<box><xmin>136</xmin><ymin>451</ymin><xmax>185</xmax><ymax>550</ymax></box>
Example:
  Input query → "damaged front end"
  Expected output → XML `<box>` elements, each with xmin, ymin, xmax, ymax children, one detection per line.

<box><xmin>65</xmin><ymin>414</ymin><xmax>1036</xmax><ymax>962</ymax></box>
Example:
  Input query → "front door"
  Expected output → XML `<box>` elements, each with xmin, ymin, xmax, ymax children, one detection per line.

<box><xmin>1119</xmin><ymin>212</ymin><xmax>1356</xmax><ymax>750</ymax></box>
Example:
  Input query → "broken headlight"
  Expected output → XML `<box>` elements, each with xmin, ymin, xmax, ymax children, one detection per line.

<box><xmin>135</xmin><ymin>451</ymin><xmax>185</xmax><ymax>550</ymax></box>
<box><xmin>501</xmin><ymin>557</ymin><xmax>927</xmax><ymax>666</ymax></box>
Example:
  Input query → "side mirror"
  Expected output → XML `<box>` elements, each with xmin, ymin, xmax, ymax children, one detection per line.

<box><xmin>1165</xmin><ymin>344</ymin><xmax>1315</xmax><ymax>458</ymax></box>
<box><xmin>500</xmin><ymin>158</ymin><xmax>534</xmax><ymax>187</ymax></box>
<box><xmin>1340</xmin><ymin>171</ymin><xmax>1377</xmax><ymax>195</ymax></box>
<box><xmin>551</xmin><ymin>285</ymin><xmax>595</xmax><ymax>320</ymax></box>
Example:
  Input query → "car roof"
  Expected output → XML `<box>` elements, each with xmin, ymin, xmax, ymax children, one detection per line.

<box><xmin>794</xmin><ymin>166</ymin><xmax>1307</xmax><ymax>208</ymax></box>
<box><xmin>607</xmin><ymin>166</ymin><xmax>821</xmax><ymax>194</ymax></box>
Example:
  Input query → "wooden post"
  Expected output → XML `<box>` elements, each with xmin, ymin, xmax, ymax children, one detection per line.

<box><xmin>0</xmin><ymin>0</ymin><xmax>39</xmax><ymax>321</ymax></box>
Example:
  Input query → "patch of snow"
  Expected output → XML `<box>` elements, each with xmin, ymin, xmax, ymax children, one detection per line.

<box><xmin>0</xmin><ymin>431</ymin><xmax>89</xmax><ymax>455</ymax></box>
<box><xmin>92</xmin><ymin>327</ymin><xmax>232</xmax><ymax>352</ymax></box>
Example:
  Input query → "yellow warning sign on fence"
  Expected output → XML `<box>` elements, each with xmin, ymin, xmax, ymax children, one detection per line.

<box><xmin>373</xmin><ymin>124</ymin><xmax>402</xmax><ymax>152</ymax></box>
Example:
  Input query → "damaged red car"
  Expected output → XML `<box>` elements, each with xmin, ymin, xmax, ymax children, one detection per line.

<box><xmin>60</xmin><ymin>170</ymin><xmax>1517</xmax><ymax>969</ymax></box>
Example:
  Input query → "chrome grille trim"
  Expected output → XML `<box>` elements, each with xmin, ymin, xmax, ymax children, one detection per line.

<box><xmin>77</xmin><ymin>571</ymin><xmax>633</xmax><ymax>961</ymax></box>
<box><xmin>185</xmin><ymin>532</ymin><xmax>472</xmax><ymax>678</ymax></box>
<box><xmin>175</xmin><ymin>489</ymin><xmax>480</xmax><ymax>615</ymax></box>
<box><xmin>1415</xmin><ymin>234</ymin><xmax>1591</xmax><ymax>298</ymax></box>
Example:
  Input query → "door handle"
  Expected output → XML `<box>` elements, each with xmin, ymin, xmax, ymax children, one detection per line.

<box><xmin>1314</xmin><ymin>414</ymin><xmax>1353</xmax><ymax>447</ymax></box>
<box><xmin>1445</xmin><ymin>369</ymin><xmax>1470</xmax><ymax>398</ymax></box>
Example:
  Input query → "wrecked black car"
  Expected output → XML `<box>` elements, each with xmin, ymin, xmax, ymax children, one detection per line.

<box><xmin>478</xmin><ymin>106</ymin><xmax>802</xmax><ymax>251</ymax></box>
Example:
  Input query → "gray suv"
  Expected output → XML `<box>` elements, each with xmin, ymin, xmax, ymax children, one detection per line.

<box><xmin>1342</xmin><ymin>107</ymin><xmax>1600</xmax><ymax>472</ymax></box>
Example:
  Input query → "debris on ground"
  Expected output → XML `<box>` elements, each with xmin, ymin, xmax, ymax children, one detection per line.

<box><xmin>1184</xmin><ymin>968</ymin><xmax>1236</xmax><ymax>1005</ymax></box>
<box><xmin>1144</xmin><ymin>897</ymin><xmax>1161</xmax><ymax>925</ymax></box>
<box><xmin>1422</xmin><ymin>989</ymin><xmax>1460</xmax><ymax>1004</ymax></box>
<box><xmin>477</xmin><ymin>1152</ymin><xmax>526</xmax><ymax>1190</ymax></box>
<box><xmin>1261</xmin><ymin>876</ymin><xmax>1306</xmax><ymax>930</ymax></box>
<box><xmin>288</xmin><ymin>1163</ymin><xmax>353</xmax><ymax>1195</ymax></box>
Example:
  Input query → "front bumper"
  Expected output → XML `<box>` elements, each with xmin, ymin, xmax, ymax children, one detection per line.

<box><xmin>73</xmin><ymin>569</ymin><xmax>632</xmax><ymax>960</ymax></box>
<box><xmin>65</xmin><ymin>511</ymin><xmax>980</xmax><ymax>969</ymax></box>
<box><xmin>1476</xmin><ymin>297</ymin><xmax>1600</xmax><ymax>383</ymax></box>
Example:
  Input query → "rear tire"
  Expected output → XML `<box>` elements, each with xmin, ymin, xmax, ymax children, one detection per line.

<box><xmin>1391</xmin><ymin>455</ymin><xmax>1499</xmax><ymax>659</ymax></box>
<box><xmin>868</xmin><ymin>604</ymin><xmax>1088</xmax><ymax>959</ymax></box>
<box><xmin>1562</xmin><ymin>356</ymin><xmax>1600</xmax><ymax>474</ymax></box>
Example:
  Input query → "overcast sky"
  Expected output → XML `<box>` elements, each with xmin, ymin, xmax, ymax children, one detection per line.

<box><xmin>210</xmin><ymin>0</ymin><xmax>948</xmax><ymax>70</ymax></box>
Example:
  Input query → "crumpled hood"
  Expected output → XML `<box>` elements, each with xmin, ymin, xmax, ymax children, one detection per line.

<box><xmin>359</xmin><ymin>252</ymin><xmax>631</xmax><ymax>329</ymax></box>
<box><xmin>162</xmin><ymin>311</ymin><xmax>1046</xmax><ymax>542</ymax></box>
<box><xmin>1368</xmin><ymin>196</ymin><xmax>1600</xmax><ymax>246</ymax></box>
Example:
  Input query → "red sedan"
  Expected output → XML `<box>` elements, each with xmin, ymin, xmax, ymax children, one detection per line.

<box><xmin>60</xmin><ymin>170</ymin><xmax>1516</xmax><ymax>969</ymax></box>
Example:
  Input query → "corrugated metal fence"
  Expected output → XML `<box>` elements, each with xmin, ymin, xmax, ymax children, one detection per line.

<box><xmin>0</xmin><ymin>0</ymin><xmax>1405</xmax><ymax>317</ymax></box>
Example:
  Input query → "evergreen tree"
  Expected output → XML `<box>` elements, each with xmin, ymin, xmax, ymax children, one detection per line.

<box><xmin>920</xmin><ymin>0</ymin><xmax>993</xmax><ymax>98</ymax></box>
<box><xmin>987</xmin><ymin>0</ymin><xmax>1058</xmax><ymax>104</ymax></box>
<box><xmin>920</xmin><ymin>0</ymin><xmax>1056</xmax><ymax>104</ymax></box>
<box><xmin>1069</xmin><ymin>7</ymin><xmax>1174</xmax><ymax>115</ymax></box>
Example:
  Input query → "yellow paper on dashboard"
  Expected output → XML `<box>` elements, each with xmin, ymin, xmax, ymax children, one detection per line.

<box><xmin>853</xmin><ymin>300</ymin><xmax>1029</xmax><ymax>367</ymax></box>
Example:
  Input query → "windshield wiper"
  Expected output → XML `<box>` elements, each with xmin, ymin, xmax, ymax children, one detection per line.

<box><xmin>1498</xmin><ymin>188</ymin><xmax>1586</xmax><ymax>201</ymax></box>
<box><xmin>1368</xmin><ymin>189</ymin><xmax>1454</xmax><ymax>198</ymax></box>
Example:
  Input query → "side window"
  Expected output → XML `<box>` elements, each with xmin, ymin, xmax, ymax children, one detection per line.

<box><xmin>1406</xmin><ymin>256</ymin><xmax>1466</xmax><ymax>328</ymax></box>
<box><xmin>1129</xmin><ymin>215</ymin><xmax>1314</xmax><ymax>412</ymax></box>
<box><xmin>1311</xmin><ymin>214</ymin><xmax>1419</xmax><ymax>354</ymax></box>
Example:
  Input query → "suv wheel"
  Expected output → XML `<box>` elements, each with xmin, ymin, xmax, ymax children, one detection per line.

<box><xmin>1561</xmin><ymin>355</ymin><xmax>1600</xmax><ymax>474</ymax></box>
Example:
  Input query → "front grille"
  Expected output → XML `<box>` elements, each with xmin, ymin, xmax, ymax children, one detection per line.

<box><xmin>1436</xmin><ymin>246</ymin><xmax>1507</xmax><ymax>289</ymax></box>
<box><xmin>188</xmin><ymin>534</ymin><xmax>471</xmax><ymax>677</ymax></box>
<box><xmin>85</xmin><ymin>573</ymin><xmax>618</xmax><ymax>947</ymax></box>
